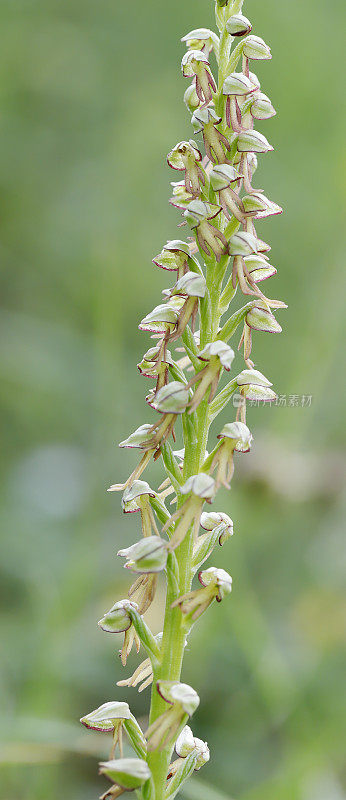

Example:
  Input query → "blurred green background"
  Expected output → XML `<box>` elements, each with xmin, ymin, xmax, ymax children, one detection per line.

<box><xmin>1</xmin><ymin>0</ymin><xmax>345</xmax><ymax>798</ymax></box>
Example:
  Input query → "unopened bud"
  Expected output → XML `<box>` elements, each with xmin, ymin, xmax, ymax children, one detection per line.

<box><xmin>99</xmin><ymin>759</ymin><xmax>151</xmax><ymax>791</ymax></box>
<box><xmin>223</xmin><ymin>72</ymin><xmax>256</xmax><ymax>96</ymax></box>
<box><xmin>243</xmin><ymin>35</ymin><xmax>272</xmax><ymax>60</ymax></box>
<box><xmin>98</xmin><ymin>600</ymin><xmax>137</xmax><ymax>634</ymax></box>
<box><xmin>228</xmin><ymin>231</ymin><xmax>258</xmax><ymax>256</ymax></box>
<box><xmin>246</xmin><ymin>305</ymin><xmax>282</xmax><ymax>333</ymax></box>
<box><xmin>226</xmin><ymin>14</ymin><xmax>252</xmax><ymax>37</ymax></box>
<box><xmin>157</xmin><ymin>681</ymin><xmax>200</xmax><ymax>716</ymax></box>
<box><xmin>150</xmin><ymin>382</ymin><xmax>190</xmax><ymax>414</ymax></box>
<box><xmin>210</xmin><ymin>164</ymin><xmax>241</xmax><ymax>191</ymax></box>
<box><xmin>237</xmin><ymin>129</ymin><xmax>273</xmax><ymax>153</ymax></box>
<box><xmin>251</xmin><ymin>91</ymin><xmax>276</xmax><ymax>119</ymax></box>
<box><xmin>118</xmin><ymin>536</ymin><xmax>168</xmax><ymax>574</ymax></box>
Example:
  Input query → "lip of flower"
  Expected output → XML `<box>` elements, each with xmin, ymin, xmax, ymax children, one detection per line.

<box><xmin>167</xmin><ymin>141</ymin><xmax>204</xmax><ymax>197</ymax></box>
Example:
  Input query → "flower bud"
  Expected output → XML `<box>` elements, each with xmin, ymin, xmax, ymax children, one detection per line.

<box><xmin>246</xmin><ymin>305</ymin><xmax>282</xmax><ymax>333</ymax></box>
<box><xmin>210</xmin><ymin>164</ymin><xmax>241</xmax><ymax>191</ymax></box>
<box><xmin>99</xmin><ymin>758</ymin><xmax>151</xmax><ymax>791</ymax></box>
<box><xmin>243</xmin><ymin>35</ymin><xmax>272</xmax><ymax>60</ymax></box>
<box><xmin>236</xmin><ymin>368</ymin><xmax>276</xmax><ymax>402</ymax></box>
<box><xmin>184</xmin><ymin>83</ymin><xmax>200</xmax><ymax>113</ymax></box>
<box><xmin>121</xmin><ymin>480</ymin><xmax>156</xmax><ymax>513</ymax></box>
<box><xmin>175</xmin><ymin>725</ymin><xmax>210</xmax><ymax>769</ymax></box>
<box><xmin>237</xmin><ymin>130</ymin><xmax>273</xmax><ymax>153</ymax></box>
<box><xmin>243</xmin><ymin>254</ymin><xmax>276</xmax><ymax>282</ymax></box>
<box><xmin>181</xmin><ymin>473</ymin><xmax>216</xmax><ymax>501</ymax></box>
<box><xmin>242</xmin><ymin>192</ymin><xmax>282</xmax><ymax>218</ymax></box>
<box><xmin>80</xmin><ymin>701</ymin><xmax>130</xmax><ymax>732</ymax></box>
<box><xmin>150</xmin><ymin>382</ymin><xmax>190</xmax><ymax>414</ymax></box>
<box><xmin>119</xmin><ymin>424</ymin><xmax>154</xmax><ymax>449</ymax></box>
<box><xmin>251</xmin><ymin>91</ymin><xmax>276</xmax><ymax>120</ymax></box>
<box><xmin>98</xmin><ymin>600</ymin><xmax>138</xmax><ymax>634</ymax></box>
<box><xmin>199</xmin><ymin>567</ymin><xmax>233</xmax><ymax>600</ymax></box>
<box><xmin>226</xmin><ymin>14</ymin><xmax>252</xmax><ymax>37</ymax></box>
<box><xmin>218</xmin><ymin>421</ymin><xmax>253</xmax><ymax>452</ymax></box>
<box><xmin>223</xmin><ymin>72</ymin><xmax>256</xmax><ymax>96</ymax></box>
<box><xmin>228</xmin><ymin>231</ymin><xmax>258</xmax><ymax>256</ymax></box>
<box><xmin>118</xmin><ymin>536</ymin><xmax>168</xmax><ymax>574</ymax></box>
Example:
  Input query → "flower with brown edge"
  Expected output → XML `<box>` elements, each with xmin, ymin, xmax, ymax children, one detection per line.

<box><xmin>99</xmin><ymin>759</ymin><xmax>151</xmax><ymax>798</ymax></box>
<box><xmin>146</xmin><ymin>681</ymin><xmax>200</xmax><ymax>751</ymax></box>
<box><xmin>138</xmin><ymin>299</ymin><xmax>183</xmax><ymax>338</ymax></box>
<box><xmin>242</xmin><ymin>192</ymin><xmax>283</xmax><ymax>220</ymax></box>
<box><xmin>239</xmin><ymin>299</ymin><xmax>285</xmax><ymax>364</ymax></box>
<box><xmin>184</xmin><ymin>200</ymin><xmax>227</xmax><ymax>262</ymax></box>
<box><xmin>222</xmin><ymin>72</ymin><xmax>257</xmax><ymax>132</ymax></box>
<box><xmin>181</xmin><ymin>28</ymin><xmax>219</xmax><ymax>58</ymax></box>
<box><xmin>98</xmin><ymin>600</ymin><xmax>141</xmax><ymax>667</ymax></box>
<box><xmin>121</xmin><ymin>480</ymin><xmax>158</xmax><ymax>538</ymax></box>
<box><xmin>236</xmin><ymin>129</ymin><xmax>273</xmax><ymax>154</ymax></box>
<box><xmin>171</xmin><ymin>567</ymin><xmax>232</xmax><ymax>622</ymax></box>
<box><xmin>144</xmin><ymin>381</ymin><xmax>190</xmax><ymax>451</ymax></box>
<box><xmin>181</xmin><ymin>50</ymin><xmax>216</xmax><ymax>105</ymax></box>
<box><xmin>236</xmin><ymin>367</ymin><xmax>277</xmax><ymax>403</ymax></box>
<box><xmin>200</xmin><ymin>510</ymin><xmax>234</xmax><ymax>545</ymax></box>
<box><xmin>153</xmin><ymin>240</ymin><xmax>194</xmax><ymax>278</ymax></box>
<box><xmin>188</xmin><ymin>341</ymin><xmax>235</xmax><ymax>413</ymax></box>
<box><xmin>191</xmin><ymin>107</ymin><xmax>230</xmax><ymax>164</ymax></box>
<box><xmin>137</xmin><ymin>345</ymin><xmax>175</xmax><ymax>392</ymax></box>
<box><xmin>248</xmin><ymin>91</ymin><xmax>276</xmax><ymax>120</ymax></box>
<box><xmin>226</xmin><ymin>14</ymin><xmax>252</xmax><ymax>38</ymax></box>
<box><xmin>210</xmin><ymin>164</ymin><xmax>244</xmax><ymax>223</ymax></box>
<box><xmin>163</xmin><ymin>270</ymin><xmax>206</xmax><ymax>341</ymax></box>
<box><xmin>211</xmin><ymin>421</ymin><xmax>253</xmax><ymax>488</ymax></box>
<box><xmin>167</xmin><ymin>141</ymin><xmax>204</xmax><ymax>198</ymax></box>
<box><xmin>165</xmin><ymin>473</ymin><xmax>216</xmax><ymax>550</ymax></box>
<box><xmin>81</xmin><ymin>701</ymin><xmax>131</xmax><ymax>759</ymax></box>
<box><xmin>168</xmin><ymin>724</ymin><xmax>210</xmax><ymax>780</ymax></box>
<box><xmin>243</xmin><ymin>34</ymin><xmax>272</xmax><ymax>61</ymax></box>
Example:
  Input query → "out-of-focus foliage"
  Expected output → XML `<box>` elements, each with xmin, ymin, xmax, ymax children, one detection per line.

<box><xmin>0</xmin><ymin>1</ymin><xmax>345</xmax><ymax>799</ymax></box>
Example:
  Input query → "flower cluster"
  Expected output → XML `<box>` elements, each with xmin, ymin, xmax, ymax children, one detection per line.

<box><xmin>81</xmin><ymin>2</ymin><xmax>285</xmax><ymax>798</ymax></box>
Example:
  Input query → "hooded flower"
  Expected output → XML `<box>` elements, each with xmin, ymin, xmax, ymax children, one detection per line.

<box><xmin>181</xmin><ymin>50</ymin><xmax>216</xmax><ymax>104</ymax></box>
<box><xmin>172</xmin><ymin>567</ymin><xmax>232</xmax><ymax>621</ymax></box>
<box><xmin>146</xmin><ymin>681</ymin><xmax>200</xmax><ymax>750</ymax></box>
<box><xmin>188</xmin><ymin>341</ymin><xmax>235</xmax><ymax>413</ymax></box>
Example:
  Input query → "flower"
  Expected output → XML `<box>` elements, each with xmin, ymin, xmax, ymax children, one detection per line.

<box><xmin>171</xmin><ymin>567</ymin><xmax>232</xmax><ymax>621</ymax></box>
<box><xmin>121</xmin><ymin>480</ymin><xmax>158</xmax><ymax>538</ymax></box>
<box><xmin>118</xmin><ymin>536</ymin><xmax>168</xmax><ymax>574</ymax></box>
<box><xmin>184</xmin><ymin>200</ymin><xmax>227</xmax><ymax>262</ymax></box>
<box><xmin>98</xmin><ymin>600</ymin><xmax>141</xmax><ymax>666</ymax></box>
<box><xmin>146</xmin><ymin>681</ymin><xmax>200</xmax><ymax>750</ymax></box>
<box><xmin>144</xmin><ymin>382</ymin><xmax>190</xmax><ymax>451</ymax></box>
<box><xmin>80</xmin><ymin>701</ymin><xmax>130</xmax><ymax>733</ymax></box>
<box><xmin>99</xmin><ymin>758</ymin><xmax>151</xmax><ymax>793</ymax></box>
<box><xmin>210</xmin><ymin>163</ymin><xmax>244</xmax><ymax>222</ymax></box>
<box><xmin>200</xmin><ymin>511</ymin><xmax>234</xmax><ymax>544</ymax></box>
<box><xmin>188</xmin><ymin>341</ymin><xmax>235</xmax><ymax>413</ymax></box>
<box><xmin>167</xmin><ymin>141</ymin><xmax>204</xmax><ymax>197</ymax></box>
<box><xmin>191</xmin><ymin>107</ymin><xmax>231</xmax><ymax>164</ymax></box>
<box><xmin>117</xmin><ymin>634</ymin><xmax>163</xmax><ymax>694</ymax></box>
<box><xmin>181</xmin><ymin>50</ymin><xmax>216</xmax><ymax>104</ymax></box>
<box><xmin>166</xmin><ymin>474</ymin><xmax>217</xmax><ymax>549</ymax></box>
<box><xmin>153</xmin><ymin>240</ymin><xmax>194</xmax><ymax>278</ymax></box>
<box><xmin>181</xmin><ymin>28</ymin><xmax>219</xmax><ymax>57</ymax></box>
<box><xmin>210</xmin><ymin>422</ymin><xmax>253</xmax><ymax>487</ymax></box>
<box><xmin>226</xmin><ymin>14</ymin><xmax>252</xmax><ymax>37</ymax></box>
<box><xmin>236</xmin><ymin>368</ymin><xmax>276</xmax><ymax>402</ymax></box>
<box><xmin>243</xmin><ymin>35</ymin><xmax>272</xmax><ymax>61</ymax></box>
